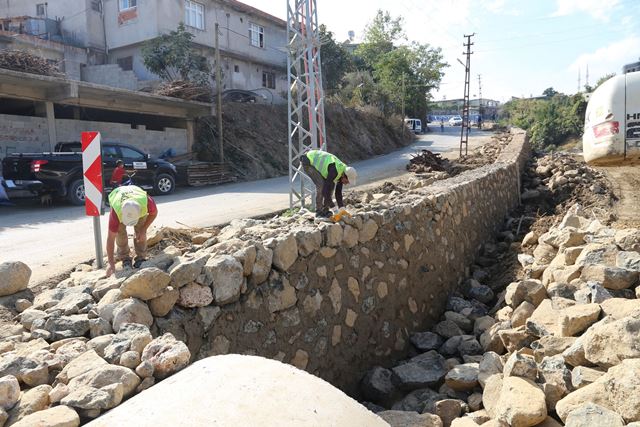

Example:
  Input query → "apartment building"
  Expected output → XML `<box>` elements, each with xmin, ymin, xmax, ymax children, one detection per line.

<box><xmin>0</xmin><ymin>0</ymin><xmax>288</xmax><ymax>102</ymax></box>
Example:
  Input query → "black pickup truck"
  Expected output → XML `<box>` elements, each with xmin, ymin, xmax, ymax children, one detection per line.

<box><xmin>1</xmin><ymin>142</ymin><xmax>177</xmax><ymax>205</ymax></box>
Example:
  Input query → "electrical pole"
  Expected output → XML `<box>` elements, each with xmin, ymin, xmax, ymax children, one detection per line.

<box><xmin>215</xmin><ymin>22</ymin><xmax>224</xmax><ymax>163</ymax></box>
<box><xmin>460</xmin><ymin>33</ymin><xmax>474</xmax><ymax>157</ymax></box>
<box><xmin>401</xmin><ymin>73</ymin><xmax>405</xmax><ymax>132</ymax></box>
<box><xmin>477</xmin><ymin>74</ymin><xmax>482</xmax><ymax>123</ymax></box>
<box><xmin>287</xmin><ymin>0</ymin><xmax>327</xmax><ymax>210</ymax></box>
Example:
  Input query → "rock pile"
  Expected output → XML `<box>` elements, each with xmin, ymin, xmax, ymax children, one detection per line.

<box><xmin>360</xmin><ymin>203</ymin><xmax>640</xmax><ymax>426</ymax></box>
<box><xmin>407</xmin><ymin>150</ymin><xmax>449</xmax><ymax>174</ymax></box>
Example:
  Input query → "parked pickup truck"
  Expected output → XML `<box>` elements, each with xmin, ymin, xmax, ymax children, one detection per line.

<box><xmin>1</xmin><ymin>142</ymin><xmax>177</xmax><ymax>205</ymax></box>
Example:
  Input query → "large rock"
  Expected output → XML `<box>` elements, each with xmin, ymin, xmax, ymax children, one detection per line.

<box><xmin>391</xmin><ymin>388</ymin><xmax>446</xmax><ymax>413</ymax></box>
<box><xmin>43</xmin><ymin>314</ymin><xmax>91</xmax><ymax>341</ymax></box>
<box><xmin>571</xmin><ymin>366</ymin><xmax>604</xmax><ymax>389</ymax></box>
<box><xmin>527</xmin><ymin>299</ymin><xmax>575</xmax><ymax>337</ymax></box>
<box><xmin>0</xmin><ymin>354</ymin><xmax>48</xmax><ymax>386</ymax></box>
<box><xmin>444</xmin><ymin>363</ymin><xmax>479</xmax><ymax>391</ymax></box>
<box><xmin>493</xmin><ymin>376</ymin><xmax>547</xmax><ymax>426</ymax></box>
<box><xmin>111</xmin><ymin>299</ymin><xmax>153</xmax><ymax>332</ymax></box>
<box><xmin>0</xmin><ymin>262</ymin><xmax>31</xmax><ymax>297</ymax></box>
<box><xmin>248</xmin><ymin>245</ymin><xmax>273</xmax><ymax>286</ymax></box>
<box><xmin>103</xmin><ymin>323</ymin><xmax>152</xmax><ymax>364</ymax></box>
<box><xmin>478</xmin><ymin>352</ymin><xmax>503</xmax><ymax>388</ymax></box>
<box><xmin>6</xmin><ymin>384</ymin><xmax>51</xmax><ymax>425</ymax></box>
<box><xmin>378</xmin><ymin>410</ymin><xmax>443</xmax><ymax>427</ymax></box>
<box><xmin>410</xmin><ymin>332</ymin><xmax>444</xmax><ymax>352</ymax></box>
<box><xmin>10</xmin><ymin>405</ymin><xmax>80</xmax><ymax>427</ymax></box>
<box><xmin>147</xmin><ymin>286</ymin><xmax>179</xmax><ymax>317</ymax></box>
<box><xmin>599</xmin><ymin>298</ymin><xmax>640</xmax><ymax>320</ymax></box>
<box><xmin>503</xmin><ymin>351</ymin><xmax>537</xmax><ymax>380</ymax></box>
<box><xmin>582</xmin><ymin>315</ymin><xmax>640</xmax><ymax>367</ymax></box>
<box><xmin>558</xmin><ymin>303</ymin><xmax>601</xmax><ymax>337</ymax></box>
<box><xmin>360</xmin><ymin>366</ymin><xmax>399</xmax><ymax>404</ymax></box>
<box><xmin>271</xmin><ymin>234</ymin><xmax>298</xmax><ymax>271</ymax></box>
<box><xmin>0</xmin><ymin>375</ymin><xmax>20</xmax><ymax>410</ymax></box>
<box><xmin>564</xmin><ymin>402</ymin><xmax>624</xmax><ymax>427</ymax></box>
<box><xmin>177</xmin><ymin>283</ymin><xmax>213</xmax><ymax>308</ymax></box>
<box><xmin>204</xmin><ymin>255</ymin><xmax>244</xmax><ymax>305</ymax></box>
<box><xmin>141</xmin><ymin>333</ymin><xmax>191</xmax><ymax>380</ymax></box>
<box><xmin>580</xmin><ymin>265</ymin><xmax>638</xmax><ymax>290</ymax></box>
<box><xmin>616</xmin><ymin>251</ymin><xmax>640</xmax><ymax>271</ymax></box>
<box><xmin>391</xmin><ymin>351</ymin><xmax>447</xmax><ymax>391</ymax></box>
<box><xmin>67</xmin><ymin>364</ymin><xmax>139</xmax><ymax>399</ymax></box>
<box><xmin>61</xmin><ymin>384</ymin><xmax>123</xmax><ymax>411</ymax></box>
<box><xmin>614</xmin><ymin>229</ymin><xmax>640</xmax><ymax>252</ymax></box>
<box><xmin>120</xmin><ymin>268</ymin><xmax>171</xmax><ymax>300</ymax></box>
<box><xmin>168</xmin><ymin>255</ymin><xmax>209</xmax><ymax>288</ymax></box>
<box><xmin>556</xmin><ymin>358</ymin><xmax>640</xmax><ymax>423</ymax></box>
<box><xmin>505</xmin><ymin>280</ymin><xmax>546</xmax><ymax>308</ymax></box>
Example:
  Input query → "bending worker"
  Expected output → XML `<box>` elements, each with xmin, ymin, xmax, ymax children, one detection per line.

<box><xmin>105</xmin><ymin>185</ymin><xmax>158</xmax><ymax>276</ymax></box>
<box><xmin>301</xmin><ymin>149</ymin><xmax>357</xmax><ymax>218</ymax></box>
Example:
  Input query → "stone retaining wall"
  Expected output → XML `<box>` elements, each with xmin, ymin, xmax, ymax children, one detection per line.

<box><xmin>155</xmin><ymin>129</ymin><xmax>530</xmax><ymax>395</ymax></box>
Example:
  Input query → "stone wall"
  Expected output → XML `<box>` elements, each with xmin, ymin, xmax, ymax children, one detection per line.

<box><xmin>0</xmin><ymin>113</ymin><xmax>187</xmax><ymax>158</ymax></box>
<box><xmin>152</xmin><ymin>129</ymin><xmax>530</xmax><ymax>395</ymax></box>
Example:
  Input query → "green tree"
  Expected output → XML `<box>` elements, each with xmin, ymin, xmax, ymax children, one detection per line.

<box><xmin>355</xmin><ymin>10</ymin><xmax>405</xmax><ymax>70</ymax></box>
<box><xmin>319</xmin><ymin>25</ymin><xmax>354</xmax><ymax>91</ymax></box>
<box><xmin>542</xmin><ymin>87</ymin><xmax>558</xmax><ymax>97</ymax></box>
<box><xmin>141</xmin><ymin>23</ymin><xmax>211</xmax><ymax>85</ymax></box>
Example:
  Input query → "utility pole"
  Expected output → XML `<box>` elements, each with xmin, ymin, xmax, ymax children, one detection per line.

<box><xmin>477</xmin><ymin>74</ymin><xmax>482</xmax><ymax>120</ymax></box>
<box><xmin>287</xmin><ymin>0</ymin><xmax>327</xmax><ymax>210</ymax></box>
<box><xmin>460</xmin><ymin>33</ymin><xmax>474</xmax><ymax>157</ymax></box>
<box><xmin>215</xmin><ymin>22</ymin><xmax>224</xmax><ymax>163</ymax></box>
<box><xmin>401</xmin><ymin>73</ymin><xmax>405</xmax><ymax>132</ymax></box>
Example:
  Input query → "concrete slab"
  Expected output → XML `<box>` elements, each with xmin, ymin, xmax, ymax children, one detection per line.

<box><xmin>87</xmin><ymin>355</ymin><xmax>389</xmax><ymax>427</ymax></box>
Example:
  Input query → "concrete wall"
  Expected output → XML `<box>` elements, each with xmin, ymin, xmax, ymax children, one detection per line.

<box><xmin>81</xmin><ymin>64</ymin><xmax>139</xmax><ymax>90</ymax></box>
<box><xmin>152</xmin><ymin>130</ymin><xmax>531</xmax><ymax>395</ymax></box>
<box><xmin>0</xmin><ymin>113</ymin><xmax>188</xmax><ymax>157</ymax></box>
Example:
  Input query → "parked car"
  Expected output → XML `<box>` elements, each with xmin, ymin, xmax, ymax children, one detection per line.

<box><xmin>2</xmin><ymin>142</ymin><xmax>177</xmax><ymax>205</ymax></box>
<box><xmin>449</xmin><ymin>116</ymin><xmax>463</xmax><ymax>126</ymax></box>
<box><xmin>405</xmin><ymin>118</ymin><xmax>423</xmax><ymax>134</ymax></box>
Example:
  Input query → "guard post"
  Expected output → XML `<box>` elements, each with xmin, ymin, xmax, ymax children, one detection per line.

<box><xmin>81</xmin><ymin>132</ymin><xmax>105</xmax><ymax>268</ymax></box>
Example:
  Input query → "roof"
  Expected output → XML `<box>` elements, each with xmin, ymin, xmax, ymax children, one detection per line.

<box><xmin>224</xmin><ymin>0</ymin><xmax>287</xmax><ymax>28</ymax></box>
<box><xmin>0</xmin><ymin>68</ymin><xmax>213</xmax><ymax>119</ymax></box>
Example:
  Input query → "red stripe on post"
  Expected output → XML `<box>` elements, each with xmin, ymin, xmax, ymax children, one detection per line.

<box><xmin>84</xmin><ymin>157</ymin><xmax>103</xmax><ymax>193</ymax></box>
<box><xmin>85</xmin><ymin>198</ymin><xmax>99</xmax><ymax>217</ymax></box>
<box><xmin>81</xmin><ymin>131</ymin><xmax>98</xmax><ymax>151</ymax></box>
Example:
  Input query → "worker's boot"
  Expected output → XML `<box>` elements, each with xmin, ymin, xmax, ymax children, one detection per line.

<box><xmin>121</xmin><ymin>259</ymin><xmax>133</xmax><ymax>269</ymax></box>
<box><xmin>133</xmin><ymin>258</ymin><xmax>146</xmax><ymax>269</ymax></box>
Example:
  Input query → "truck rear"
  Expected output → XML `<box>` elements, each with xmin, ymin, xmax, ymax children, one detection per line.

<box><xmin>583</xmin><ymin>70</ymin><xmax>640</xmax><ymax>165</ymax></box>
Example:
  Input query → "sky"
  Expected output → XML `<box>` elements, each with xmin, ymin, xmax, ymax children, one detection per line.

<box><xmin>241</xmin><ymin>0</ymin><xmax>640</xmax><ymax>103</ymax></box>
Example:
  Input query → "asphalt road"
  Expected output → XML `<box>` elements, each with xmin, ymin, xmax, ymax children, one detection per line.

<box><xmin>0</xmin><ymin>125</ymin><xmax>488</xmax><ymax>284</ymax></box>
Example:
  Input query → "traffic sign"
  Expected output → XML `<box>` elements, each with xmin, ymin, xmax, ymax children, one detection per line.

<box><xmin>81</xmin><ymin>131</ymin><xmax>103</xmax><ymax>216</ymax></box>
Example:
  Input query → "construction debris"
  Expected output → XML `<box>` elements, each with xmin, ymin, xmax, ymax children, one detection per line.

<box><xmin>406</xmin><ymin>150</ymin><xmax>449</xmax><ymax>173</ymax></box>
<box><xmin>174</xmin><ymin>161</ymin><xmax>236</xmax><ymax>187</ymax></box>
<box><xmin>0</xmin><ymin>49</ymin><xmax>62</xmax><ymax>77</ymax></box>
<box><xmin>155</xmin><ymin>80</ymin><xmax>212</xmax><ymax>102</ymax></box>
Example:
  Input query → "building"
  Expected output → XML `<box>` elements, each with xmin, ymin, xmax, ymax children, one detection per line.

<box><xmin>429</xmin><ymin>98</ymin><xmax>501</xmax><ymax>122</ymax></box>
<box><xmin>0</xmin><ymin>0</ymin><xmax>288</xmax><ymax>102</ymax></box>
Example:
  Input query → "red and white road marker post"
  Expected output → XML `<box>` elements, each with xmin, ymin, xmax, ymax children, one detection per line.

<box><xmin>81</xmin><ymin>132</ymin><xmax>105</xmax><ymax>269</ymax></box>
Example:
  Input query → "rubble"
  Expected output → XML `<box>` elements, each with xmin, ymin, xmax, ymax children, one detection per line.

<box><xmin>154</xmin><ymin>80</ymin><xmax>212</xmax><ymax>102</ymax></box>
<box><xmin>0</xmin><ymin>50</ymin><xmax>62</xmax><ymax>77</ymax></box>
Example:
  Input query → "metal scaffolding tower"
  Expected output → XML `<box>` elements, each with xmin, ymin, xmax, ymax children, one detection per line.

<box><xmin>460</xmin><ymin>33</ymin><xmax>474</xmax><ymax>157</ymax></box>
<box><xmin>287</xmin><ymin>0</ymin><xmax>327</xmax><ymax>210</ymax></box>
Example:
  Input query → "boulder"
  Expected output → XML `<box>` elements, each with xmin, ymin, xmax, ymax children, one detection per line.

<box><xmin>391</xmin><ymin>351</ymin><xmax>447</xmax><ymax>390</ymax></box>
<box><xmin>575</xmin><ymin>244</ymin><xmax>619</xmax><ymax>267</ymax></box>
<box><xmin>571</xmin><ymin>366</ymin><xmax>604</xmax><ymax>389</ymax></box>
<box><xmin>248</xmin><ymin>245</ymin><xmax>273</xmax><ymax>286</ymax></box>
<box><xmin>564</xmin><ymin>402</ymin><xmax>624</xmax><ymax>427</ymax></box>
<box><xmin>556</xmin><ymin>358</ymin><xmax>640</xmax><ymax>423</ymax></box>
<box><xmin>204</xmin><ymin>255</ymin><xmax>244</xmax><ymax>305</ymax></box>
<box><xmin>378</xmin><ymin>410</ymin><xmax>443</xmax><ymax>427</ymax></box>
<box><xmin>503</xmin><ymin>351</ymin><xmax>537</xmax><ymax>380</ymax></box>
<box><xmin>616</xmin><ymin>251</ymin><xmax>640</xmax><ymax>271</ymax></box>
<box><xmin>558</xmin><ymin>303</ymin><xmax>601</xmax><ymax>337</ymax></box>
<box><xmin>360</xmin><ymin>366</ymin><xmax>398</xmax><ymax>404</ymax></box>
<box><xmin>141</xmin><ymin>333</ymin><xmax>191</xmax><ymax>379</ymax></box>
<box><xmin>498</xmin><ymin>326</ymin><xmax>535</xmax><ymax>353</ymax></box>
<box><xmin>445</xmin><ymin>363</ymin><xmax>479</xmax><ymax>391</ymax></box>
<box><xmin>614</xmin><ymin>229</ymin><xmax>640</xmax><ymax>252</ymax></box>
<box><xmin>271</xmin><ymin>234</ymin><xmax>298</xmax><ymax>271</ymax></box>
<box><xmin>511</xmin><ymin>301</ymin><xmax>535</xmax><ymax>328</ymax></box>
<box><xmin>0</xmin><ymin>261</ymin><xmax>31</xmax><ymax>297</ymax></box>
<box><xmin>582</xmin><ymin>315</ymin><xmax>640</xmax><ymax>367</ymax></box>
<box><xmin>120</xmin><ymin>267</ymin><xmax>171</xmax><ymax>300</ymax></box>
<box><xmin>531</xmin><ymin>336</ymin><xmax>576</xmax><ymax>362</ymax></box>
<box><xmin>0</xmin><ymin>375</ymin><xmax>20</xmax><ymax>410</ymax></box>
<box><xmin>168</xmin><ymin>255</ymin><xmax>209</xmax><ymax>288</ymax></box>
<box><xmin>478</xmin><ymin>352</ymin><xmax>504</xmax><ymax>388</ymax></box>
<box><xmin>6</xmin><ymin>384</ymin><xmax>51</xmax><ymax>425</ymax></box>
<box><xmin>56</xmin><ymin>350</ymin><xmax>108</xmax><ymax>384</ymax></box>
<box><xmin>103</xmin><ymin>323</ymin><xmax>152</xmax><ymax>364</ymax></box>
<box><xmin>599</xmin><ymin>298</ymin><xmax>640</xmax><ymax>320</ymax></box>
<box><xmin>434</xmin><ymin>320</ymin><xmax>465</xmax><ymax>339</ymax></box>
<box><xmin>43</xmin><ymin>314</ymin><xmax>91</xmax><ymax>341</ymax></box>
<box><xmin>66</xmin><ymin>364</ymin><xmax>139</xmax><ymax>399</ymax></box>
<box><xmin>176</xmin><ymin>283</ymin><xmax>213</xmax><ymax>308</ymax></box>
<box><xmin>492</xmin><ymin>376</ymin><xmax>547</xmax><ymax>426</ymax></box>
<box><xmin>410</xmin><ymin>332</ymin><xmax>444</xmax><ymax>352</ymax></box>
<box><xmin>111</xmin><ymin>299</ymin><xmax>153</xmax><ymax>332</ymax></box>
<box><xmin>391</xmin><ymin>387</ymin><xmax>446</xmax><ymax>413</ymax></box>
<box><xmin>538</xmin><ymin>355</ymin><xmax>572</xmax><ymax>409</ymax></box>
<box><xmin>533</xmin><ymin>243</ymin><xmax>557</xmax><ymax>265</ymax></box>
<box><xmin>562</xmin><ymin>336</ymin><xmax>591</xmax><ymax>368</ymax></box>
<box><xmin>434</xmin><ymin>399</ymin><xmax>462</xmax><ymax>427</ymax></box>
<box><xmin>581</xmin><ymin>265</ymin><xmax>638</xmax><ymax>290</ymax></box>
<box><xmin>0</xmin><ymin>354</ymin><xmax>47</xmax><ymax>386</ymax></box>
<box><xmin>10</xmin><ymin>405</ymin><xmax>79</xmax><ymax>427</ymax></box>
<box><xmin>444</xmin><ymin>312</ymin><xmax>474</xmax><ymax>333</ymax></box>
<box><xmin>61</xmin><ymin>384</ymin><xmax>123</xmax><ymax>411</ymax></box>
<box><xmin>505</xmin><ymin>280</ymin><xmax>546</xmax><ymax>308</ymax></box>
<box><xmin>147</xmin><ymin>286</ymin><xmax>179</xmax><ymax>317</ymax></box>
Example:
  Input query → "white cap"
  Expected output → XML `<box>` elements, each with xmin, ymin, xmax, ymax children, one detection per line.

<box><xmin>121</xmin><ymin>200</ymin><xmax>141</xmax><ymax>226</ymax></box>
<box><xmin>344</xmin><ymin>167</ymin><xmax>357</xmax><ymax>186</ymax></box>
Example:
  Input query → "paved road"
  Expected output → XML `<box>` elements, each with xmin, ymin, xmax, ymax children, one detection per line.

<box><xmin>1</xmin><ymin>126</ymin><xmax>488</xmax><ymax>284</ymax></box>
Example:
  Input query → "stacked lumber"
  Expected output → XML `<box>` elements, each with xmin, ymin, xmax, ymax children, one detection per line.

<box><xmin>155</xmin><ymin>80</ymin><xmax>212</xmax><ymax>102</ymax></box>
<box><xmin>174</xmin><ymin>161</ymin><xmax>236</xmax><ymax>186</ymax></box>
<box><xmin>0</xmin><ymin>49</ymin><xmax>61</xmax><ymax>76</ymax></box>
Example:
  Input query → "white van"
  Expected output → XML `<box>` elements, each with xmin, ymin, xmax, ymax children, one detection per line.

<box><xmin>583</xmin><ymin>70</ymin><xmax>640</xmax><ymax>165</ymax></box>
<box><xmin>405</xmin><ymin>118</ymin><xmax>422</xmax><ymax>134</ymax></box>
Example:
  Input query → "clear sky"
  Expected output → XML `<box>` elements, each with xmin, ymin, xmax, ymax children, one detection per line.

<box><xmin>240</xmin><ymin>0</ymin><xmax>640</xmax><ymax>102</ymax></box>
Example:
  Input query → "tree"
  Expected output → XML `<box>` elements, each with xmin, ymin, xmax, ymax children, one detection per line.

<box><xmin>141</xmin><ymin>23</ymin><xmax>211</xmax><ymax>85</ymax></box>
<box><xmin>355</xmin><ymin>10</ymin><xmax>405</xmax><ymax>70</ymax></box>
<box><xmin>319</xmin><ymin>25</ymin><xmax>354</xmax><ymax>91</ymax></box>
<box><xmin>542</xmin><ymin>87</ymin><xmax>558</xmax><ymax>97</ymax></box>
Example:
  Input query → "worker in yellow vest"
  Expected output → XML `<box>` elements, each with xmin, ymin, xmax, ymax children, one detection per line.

<box><xmin>105</xmin><ymin>185</ymin><xmax>158</xmax><ymax>277</ymax></box>
<box><xmin>301</xmin><ymin>150</ymin><xmax>357</xmax><ymax>218</ymax></box>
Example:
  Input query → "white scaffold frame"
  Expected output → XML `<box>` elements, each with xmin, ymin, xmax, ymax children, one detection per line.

<box><xmin>287</xmin><ymin>0</ymin><xmax>327</xmax><ymax>210</ymax></box>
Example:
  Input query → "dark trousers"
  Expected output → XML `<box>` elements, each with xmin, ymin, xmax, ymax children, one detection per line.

<box><xmin>301</xmin><ymin>157</ymin><xmax>329</xmax><ymax>212</ymax></box>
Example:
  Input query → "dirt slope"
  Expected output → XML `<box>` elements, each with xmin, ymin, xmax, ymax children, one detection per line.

<box><xmin>196</xmin><ymin>102</ymin><xmax>413</xmax><ymax>181</ymax></box>
<box><xmin>596</xmin><ymin>165</ymin><xmax>640</xmax><ymax>227</ymax></box>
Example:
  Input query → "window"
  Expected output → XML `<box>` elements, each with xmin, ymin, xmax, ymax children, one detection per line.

<box><xmin>234</xmin><ymin>65</ymin><xmax>239</xmax><ymax>73</ymax></box>
<box><xmin>262</xmin><ymin>71</ymin><xmax>275</xmax><ymax>89</ymax></box>
<box><xmin>249</xmin><ymin>23</ymin><xmax>264</xmax><ymax>48</ymax></box>
<box><xmin>185</xmin><ymin>1</ymin><xmax>204</xmax><ymax>30</ymax></box>
<box><xmin>120</xmin><ymin>147</ymin><xmax>145</xmax><ymax>162</ymax></box>
<box><xmin>119</xmin><ymin>0</ymin><xmax>136</xmax><ymax>11</ymax></box>
<box><xmin>102</xmin><ymin>146</ymin><xmax>120</xmax><ymax>160</ymax></box>
<box><xmin>91</xmin><ymin>0</ymin><xmax>102</xmax><ymax>12</ymax></box>
<box><xmin>117</xmin><ymin>57</ymin><xmax>133</xmax><ymax>71</ymax></box>
<box><xmin>36</xmin><ymin>3</ymin><xmax>47</xmax><ymax>17</ymax></box>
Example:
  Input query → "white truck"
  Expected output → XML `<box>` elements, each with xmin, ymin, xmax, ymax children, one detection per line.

<box><xmin>583</xmin><ymin>67</ymin><xmax>640</xmax><ymax>165</ymax></box>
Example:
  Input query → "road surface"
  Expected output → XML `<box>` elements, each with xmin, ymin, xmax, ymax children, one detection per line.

<box><xmin>1</xmin><ymin>126</ymin><xmax>489</xmax><ymax>284</ymax></box>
